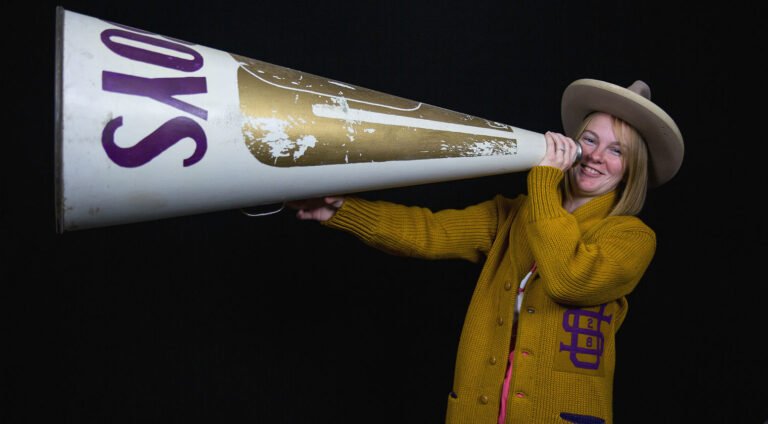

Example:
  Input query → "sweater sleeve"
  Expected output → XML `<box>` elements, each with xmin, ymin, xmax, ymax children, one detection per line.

<box><xmin>321</xmin><ymin>196</ymin><xmax>510</xmax><ymax>263</ymax></box>
<box><xmin>525</xmin><ymin>166</ymin><xmax>657</xmax><ymax>305</ymax></box>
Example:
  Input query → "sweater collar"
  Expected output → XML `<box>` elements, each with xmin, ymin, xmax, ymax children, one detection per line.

<box><xmin>571</xmin><ymin>190</ymin><xmax>618</xmax><ymax>228</ymax></box>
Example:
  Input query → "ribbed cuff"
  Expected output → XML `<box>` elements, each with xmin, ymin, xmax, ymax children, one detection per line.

<box><xmin>527</xmin><ymin>166</ymin><xmax>566</xmax><ymax>222</ymax></box>
<box><xmin>321</xmin><ymin>197</ymin><xmax>380</xmax><ymax>240</ymax></box>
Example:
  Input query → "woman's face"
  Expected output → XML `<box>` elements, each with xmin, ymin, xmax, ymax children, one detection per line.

<box><xmin>572</xmin><ymin>113</ymin><xmax>626</xmax><ymax>198</ymax></box>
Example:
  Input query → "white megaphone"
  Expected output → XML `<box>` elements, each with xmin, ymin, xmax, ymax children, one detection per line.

<box><xmin>55</xmin><ymin>7</ymin><xmax>550</xmax><ymax>232</ymax></box>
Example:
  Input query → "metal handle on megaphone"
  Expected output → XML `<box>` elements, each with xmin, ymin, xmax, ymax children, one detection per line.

<box><xmin>55</xmin><ymin>7</ymin><xmax>548</xmax><ymax>232</ymax></box>
<box><xmin>240</xmin><ymin>203</ymin><xmax>286</xmax><ymax>217</ymax></box>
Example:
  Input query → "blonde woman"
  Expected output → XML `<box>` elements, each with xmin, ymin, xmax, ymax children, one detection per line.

<box><xmin>289</xmin><ymin>79</ymin><xmax>683</xmax><ymax>424</ymax></box>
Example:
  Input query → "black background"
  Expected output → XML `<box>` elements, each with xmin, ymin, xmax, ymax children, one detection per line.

<box><xmin>3</xmin><ymin>1</ymin><xmax>766</xmax><ymax>423</ymax></box>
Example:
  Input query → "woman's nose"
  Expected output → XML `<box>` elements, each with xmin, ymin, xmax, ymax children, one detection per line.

<box><xmin>587</xmin><ymin>147</ymin><xmax>604</xmax><ymax>163</ymax></box>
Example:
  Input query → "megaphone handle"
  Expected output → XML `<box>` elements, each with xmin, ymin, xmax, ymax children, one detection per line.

<box><xmin>240</xmin><ymin>202</ymin><xmax>286</xmax><ymax>217</ymax></box>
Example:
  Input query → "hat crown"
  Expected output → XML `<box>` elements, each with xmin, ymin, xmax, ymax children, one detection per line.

<box><xmin>628</xmin><ymin>80</ymin><xmax>651</xmax><ymax>100</ymax></box>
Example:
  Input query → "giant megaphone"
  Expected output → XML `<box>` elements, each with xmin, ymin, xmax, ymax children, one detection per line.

<box><xmin>55</xmin><ymin>7</ymin><xmax>548</xmax><ymax>233</ymax></box>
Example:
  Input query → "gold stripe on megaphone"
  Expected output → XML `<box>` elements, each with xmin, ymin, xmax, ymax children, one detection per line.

<box><xmin>55</xmin><ymin>7</ymin><xmax>546</xmax><ymax>233</ymax></box>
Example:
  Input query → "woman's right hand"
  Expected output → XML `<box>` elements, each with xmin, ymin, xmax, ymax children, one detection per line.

<box><xmin>539</xmin><ymin>131</ymin><xmax>581</xmax><ymax>172</ymax></box>
<box><xmin>286</xmin><ymin>196</ymin><xmax>345</xmax><ymax>222</ymax></box>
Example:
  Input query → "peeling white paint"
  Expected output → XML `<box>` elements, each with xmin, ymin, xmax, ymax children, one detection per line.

<box><xmin>467</xmin><ymin>141</ymin><xmax>516</xmax><ymax>156</ymax></box>
<box><xmin>243</xmin><ymin>116</ymin><xmax>318</xmax><ymax>161</ymax></box>
<box><xmin>364</xmin><ymin>128</ymin><xmax>376</xmax><ymax>133</ymax></box>
<box><xmin>312</xmin><ymin>104</ymin><xmax>515</xmax><ymax>138</ymax></box>
<box><xmin>243</xmin><ymin>117</ymin><xmax>292</xmax><ymax>160</ymax></box>
<box><xmin>293</xmin><ymin>135</ymin><xmax>318</xmax><ymax>160</ymax></box>
<box><xmin>332</xmin><ymin>96</ymin><xmax>351</xmax><ymax>114</ymax></box>
<box><xmin>438</xmin><ymin>140</ymin><xmax>517</xmax><ymax>156</ymax></box>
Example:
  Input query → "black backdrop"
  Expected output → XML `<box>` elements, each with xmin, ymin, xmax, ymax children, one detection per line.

<box><xmin>3</xmin><ymin>1</ymin><xmax>766</xmax><ymax>423</ymax></box>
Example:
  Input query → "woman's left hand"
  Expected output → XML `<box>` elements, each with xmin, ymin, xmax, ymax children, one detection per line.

<box><xmin>538</xmin><ymin>131</ymin><xmax>580</xmax><ymax>171</ymax></box>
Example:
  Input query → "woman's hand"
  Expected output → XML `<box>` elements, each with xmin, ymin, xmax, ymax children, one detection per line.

<box><xmin>286</xmin><ymin>196</ymin><xmax>345</xmax><ymax>222</ymax></box>
<box><xmin>538</xmin><ymin>131</ymin><xmax>581</xmax><ymax>172</ymax></box>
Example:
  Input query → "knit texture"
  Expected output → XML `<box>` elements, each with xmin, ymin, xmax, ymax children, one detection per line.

<box><xmin>324</xmin><ymin>166</ymin><xmax>656</xmax><ymax>423</ymax></box>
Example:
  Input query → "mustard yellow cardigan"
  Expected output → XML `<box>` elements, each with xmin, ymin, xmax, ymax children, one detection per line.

<box><xmin>323</xmin><ymin>166</ymin><xmax>656</xmax><ymax>424</ymax></box>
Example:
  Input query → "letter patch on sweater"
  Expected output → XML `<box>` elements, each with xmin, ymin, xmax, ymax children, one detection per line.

<box><xmin>554</xmin><ymin>304</ymin><xmax>613</xmax><ymax>376</ymax></box>
<box><xmin>559</xmin><ymin>412</ymin><xmax>605</xmax><ymax>423</ymax></box>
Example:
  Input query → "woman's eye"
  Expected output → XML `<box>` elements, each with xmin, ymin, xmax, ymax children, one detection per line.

<box><xmin>581</xmin><ymin>137</ymin><xmax>595</xmax><ymax>145</ymax></box>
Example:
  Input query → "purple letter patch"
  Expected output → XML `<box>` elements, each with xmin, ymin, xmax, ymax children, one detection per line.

<box><xmin>559</xmin><ymin>304</ymin><xmax>612</xmax><ymax>370</ymax></box>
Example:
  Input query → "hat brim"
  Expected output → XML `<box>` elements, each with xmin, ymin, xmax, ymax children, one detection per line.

<box><xmin>561</xmin><ymin>79</ymin><xmax>684</xmax><ymax>187</ymax></box>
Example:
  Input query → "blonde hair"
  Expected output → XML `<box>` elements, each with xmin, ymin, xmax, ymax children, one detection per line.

<box><xmin>564</xmin><ymin>113</ymin><xmax>649</xmax><ymax>216</ymax></box>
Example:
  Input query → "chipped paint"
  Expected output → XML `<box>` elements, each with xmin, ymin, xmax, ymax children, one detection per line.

<box><xmin>437</xmin><ymin>139</ymin><xmax>517</xmax><ymax>156</ymax></box>
<box><xmin>234</xmin><ymin>54</ymin><xmax>521</xmax><ymax>167</ymax></box>
<box><xmin>242</xmin><ymin>116</ymin><xmax>318</xmax><ymax>163</ymax></box>
<box><xmin>55</xmin><ymin>9</ymin><xmax>546</xmax><ymax>234</ymax></box>
<box><xmin>311</xmin><ymin>104</ymin><xmax>516</xmax><ymax>139</ymax></box>
<box><xmin>294</xmin><ymin>135</ymin><xmax>317</xmax><ymax>160</ymax></box>
<box><xmin>239</xmin><ymin>63</ymin><xmax>422</xmax><ymax>112</ymax></box>
<box><xmin>466</xmin><ymin>140</ymin><xmax>517</xmax><ymax>156</ymax></box>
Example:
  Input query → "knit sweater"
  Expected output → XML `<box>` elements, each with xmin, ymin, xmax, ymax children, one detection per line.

<box><xmin>323</xmin><ymin>166</ymin><xmax>656</xmax><ymax>423</ymax></box>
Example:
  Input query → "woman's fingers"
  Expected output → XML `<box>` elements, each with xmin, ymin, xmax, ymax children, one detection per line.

<box><xmin>288</xmin><ymin>196</ymin><xmax>345</xmax><ymax>222</ymax></box>
<box><xmin>541</xmin><ymin>132</ymin><xmax>579</xmax><ymax>170</ymax></box>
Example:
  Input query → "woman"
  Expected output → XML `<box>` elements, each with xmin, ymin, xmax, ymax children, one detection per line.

<box><xmin>289</xmin><ymin>79</ymin><xmax>684</xmax><ymax>424</ymax></box>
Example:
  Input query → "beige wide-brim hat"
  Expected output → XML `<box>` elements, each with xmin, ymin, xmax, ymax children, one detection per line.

<box><xmin>561</xmin><ymin>79</ymin><xmax>684</xmax><ymax>187</ymax></box>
